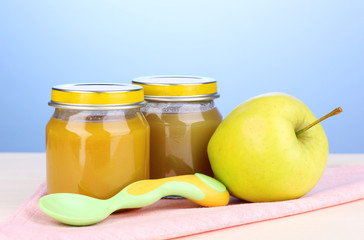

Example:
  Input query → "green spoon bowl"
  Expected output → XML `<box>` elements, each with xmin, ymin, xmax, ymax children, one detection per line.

<box><xmin>40</xmin><ymin>193</ymin><xmax>111</xmax><ymax>225</ymax></box>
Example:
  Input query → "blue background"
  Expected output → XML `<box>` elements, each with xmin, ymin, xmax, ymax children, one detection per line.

<box><xmin>0</xmin><ymin>0</ymin><xmax>363</xmax><ymax>153</ymax></box>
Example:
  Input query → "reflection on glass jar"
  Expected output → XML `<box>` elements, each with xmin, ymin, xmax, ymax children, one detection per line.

<box><xmin>133</xmin><ymin>76</ymin><xmax>222</xmax><ymax>179</ymax></box>
<box><xmin>46</xmin><ymin>84</ymin><xmax>149</xmax><ymax>199</ymax></box>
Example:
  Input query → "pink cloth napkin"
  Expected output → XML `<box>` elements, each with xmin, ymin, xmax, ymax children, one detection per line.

<box><xmin>1</xmin><ymin>166</ymin><xmax>364</xmax><ymax>240</ymax></box>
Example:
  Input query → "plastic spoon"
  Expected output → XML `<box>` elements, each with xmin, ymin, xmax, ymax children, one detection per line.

<box><xmin>39</xmin><ymin>173</ymin><xmax>230</xmax><ymax>226</ymax></box>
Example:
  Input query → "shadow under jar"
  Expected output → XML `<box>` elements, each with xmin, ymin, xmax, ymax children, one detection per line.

<box><xmin>132</xmin><ymin>76</ymin><xmax>222</xmax><ymax>179</ymax></box>
<box><xmin>46</xmin><ymin>83</ymin><xmax>150</xmax><ymax>199</ymax></box>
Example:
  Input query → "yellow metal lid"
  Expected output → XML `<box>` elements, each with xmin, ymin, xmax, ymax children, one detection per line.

<box><xmin>49</xmin><ymin>83</ymin><xmax>144</xmax><ymax>110</ymax></box>
<box><xmin>132</xmin><ymin>76</ymin><xmax>219</xmax><ymax>101</ymax></box>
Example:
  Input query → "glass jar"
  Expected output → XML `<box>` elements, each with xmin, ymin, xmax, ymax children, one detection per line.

<box><xmin>46</xmin><ymin>83</ymin><xmax>149</xmax><ymax>199</ymax></box>
<box><xmin>132</xmin><ymin>76</ymin><xmax>222</xmax><ymax>179</ymax></box>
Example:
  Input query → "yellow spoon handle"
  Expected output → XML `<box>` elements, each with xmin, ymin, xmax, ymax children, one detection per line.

<box><xmin>113</xmin><ymin>174</ymin><xmax>230</xmax><ymax>209</ymax></box>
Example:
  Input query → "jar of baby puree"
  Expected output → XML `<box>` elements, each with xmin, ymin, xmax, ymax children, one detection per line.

<box><xmin>46</xmin><ymin>83</ymin><xmax>149</xmax><ymax>199</ymax></box>
<box><xmin>132</xmin><ymin>76</ymin><xmax>222</xmax><ymax>179</ymax></box>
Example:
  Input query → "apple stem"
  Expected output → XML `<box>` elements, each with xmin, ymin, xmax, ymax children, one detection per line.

<box><xmin>295</xmin><ymin>107</ymin><xmax>343</xmax><ymax>136</ymax></box>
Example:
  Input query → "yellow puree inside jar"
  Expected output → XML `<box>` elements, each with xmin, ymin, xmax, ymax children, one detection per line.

<box><xmin>46</xmin><ymin>112</ymin><xmax>149</xmax><ymax>199</ymax></box>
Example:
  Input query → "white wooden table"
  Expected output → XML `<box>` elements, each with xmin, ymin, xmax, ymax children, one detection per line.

<box><xmin>1</xmin><ymin>153</ymin><xmax>364</xmax><ymax>239</ymax></box>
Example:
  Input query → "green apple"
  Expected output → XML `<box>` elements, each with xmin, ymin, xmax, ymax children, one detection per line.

<box><xmin>208</xmin><ymin>93</ymin><xmax>341</xmax><ymax>202</ymax></box>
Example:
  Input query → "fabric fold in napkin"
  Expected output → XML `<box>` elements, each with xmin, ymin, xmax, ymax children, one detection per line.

<box><xmin>2</xmin><ymin>166</ymin><xmax>364</xmax><ymax>240</ymax></box>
